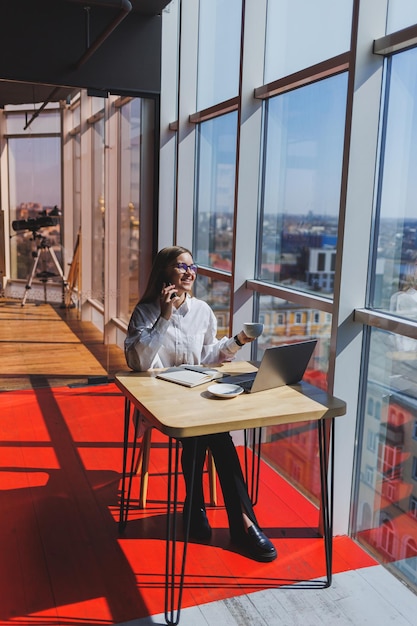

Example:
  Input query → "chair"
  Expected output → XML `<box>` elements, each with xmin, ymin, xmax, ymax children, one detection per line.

<box><xmin>133</xmin><ymin>409</ymin><xmax>218</xmax><ymax>509</ymax></box>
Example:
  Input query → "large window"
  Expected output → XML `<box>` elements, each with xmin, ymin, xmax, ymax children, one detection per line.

<box><xmin>117</xmin><ymin>97</ymin><xmax>155</xmax><ymax>323</ymax></box>
<box><xmin>197</xmin><ymin>0</ymin><xmax>242</xmax><ymax>110</ymax></box>
<box><xmin>256</xmin><ymin>295</ymin><xmax>331</xmax><ymax>382</ymax></box>
<box><xmin>118</xmin><ymin>99</ymin><xmax>142</xmax><ymax>322</ymax></box>
<box><xmin>370</xmin><ymin>48</ymin><xmax>417</xmax><ymax>317</ymax></box>
<box><xmin>264</xmin><ymin>0</ymin><xmax>353</xmax><ymax>83</ymax></box>
<box><xmin>354</xmin><ymin>327</ymin><xmax>417</xmax><ymax>592</ymax></box>
<box><xmin>194</xmin><ymin>112</ymin><xmax>237</xmax><ymax>270</ymax></box>
<box><xmin>91</xmin><ymin>113</ymin><xmax>105</xmax><ymax>304</ymax></box>
<box><xmin>256</xmin><ymin>294</ymin><xmax>331</xmax><ymax>503</ymax></box>
<box><xmin>258</xmin><ymin>73</ymin><xmax>348</xmax><ymax>297</ymax></box>
<box><xmin>8</xmin><ymin>135</ymin><xmax>61</xmax><ymax>287</ymax></box>
<box><xmin>71</xmin><ymin>102</ymin><xmax>81</xmax><ymax>250</ymax></box>
<box><xmin>194</xmin><ymin>275</ymin><xmax>231</xmax><ymax>337</ymax></box>
<box><xmin>387</xmin><ymin>0</ymin><xmax>417</xmax><ymax>33</ymax></box>
<box><xmin>354</xmin><ymin>38</ymin><xmax>417</xmax><ymax>595</ymax></box>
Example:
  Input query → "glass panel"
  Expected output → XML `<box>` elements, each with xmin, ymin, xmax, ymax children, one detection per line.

<box><xmin>91</xmin><ymin>96</ymin><xmax>105</xmax><ymax>116</ymax></box>
<box><xmin>256</xmin><ymin>294</ymin><xmax>331</xmax><ymax>504</ymax></box>
<box><xmin>256</xmin><ymin>295</ymin><xmax>331</xmax><ymax>383</ymax></box>
<box><xmin>6</xmin><ymin>111</ymin><xmax>61</xmax><ymax>134</ymax></box>
<box><xmin>197</xmin><ymin>0</ymin><xmax>242</xmax><ymax>110</ymax></box>
<box><xmin>370</xmin><ymin>48</ymin><xmax>417</xmax><ymax>318</ymax></box>
<box><xmin>91</xmin><ymin>116</ymin><xmax>105</xmax><ymax>304</ymax></box>
<box><xmin>264</xmin><ymin>0</ymin><xmax>353</xmax><ymax>83</ymax></box>
<box><xmin>118</xmin><ymin>99</ymin><xmax>142</xmax><ymax>323</ymax></box>
<box><xmin>387</xmin><ymin>0</ymin><xmax>417</xmax><ymax>34</ymax></box>
<box><xmin>72</xmin><ymin>134</ymin><xmax>81</xmax><ymax>248</ymax></box>
<box><xmin>194</xmin><ymin>112</ymin><xmax>237</xmax><ymax>270</ymax></box>
<box><xmin>194</xmin><ymin>275</ymin><xmax>231</xmax><ymax>338</ymax></box>
<box><xmin>72</xmin><ymin>102</ymin><xmax>80</xmax><ymax>128</ymax></box>
<box><xmin>8</xmin><ymin>137</ymin><xmax>62</xmax><ymax>291</ymax></box>
<box><xmin>259</xmin><ymin>73</ymin><xmax>348</xmax><ymax>297</ymax></box>
<box><xmin>354</xmin><ymin>327</ymin><xmax>417</xmax><ymax>594</ymax></box>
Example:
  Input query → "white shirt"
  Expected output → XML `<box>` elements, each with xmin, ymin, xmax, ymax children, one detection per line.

<box><xmin>124</xmin><ymin>294</ymin><xmax>240</xmax><ymax>371</ymax></box>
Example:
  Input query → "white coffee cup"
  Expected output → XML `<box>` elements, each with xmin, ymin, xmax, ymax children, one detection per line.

<box><xmin>243</xmin><ymin>322</ymin><xmax>264</xmax><ymax>338</ymax></box>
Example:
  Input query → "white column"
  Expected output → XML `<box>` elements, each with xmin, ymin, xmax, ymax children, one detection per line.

<box><xmin>332</xmin><ymin>0</ymin><xmax>389</xmax><ymax>535</ymax></box>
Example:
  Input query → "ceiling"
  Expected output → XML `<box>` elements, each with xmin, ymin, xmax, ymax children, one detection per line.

<box><xmin>0</xmin><ymin>0</ymin><xmax>172</xmax><ymax>108</ymax></box>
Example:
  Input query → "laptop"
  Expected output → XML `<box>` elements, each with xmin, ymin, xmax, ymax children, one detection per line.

<box><xmin>218</xmin><ymin>339</ymin><xmax>317</xmax><ymax>393</ymax></box>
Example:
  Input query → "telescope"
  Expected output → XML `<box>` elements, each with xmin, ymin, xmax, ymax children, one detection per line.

<box><xmin>12</xmin><ymin>207</ymin><xmax>60</xmax><ymax>233</ymax></box>
<box><xmin>12</xmin><ymin>206</ymin><xmax>65</xmax><ymax>306</ymax></box>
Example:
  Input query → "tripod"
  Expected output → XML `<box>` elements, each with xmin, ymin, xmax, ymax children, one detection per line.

<box><xmin>21</xmin><ymin>230</ymin><xmax>68</xmax><ymax>306</ymax></box>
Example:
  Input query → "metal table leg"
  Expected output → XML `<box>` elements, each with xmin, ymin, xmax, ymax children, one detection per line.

<box><xmin>244</xmin><ymin>427</ymin><xmax>262</xmax><ymax>506</ymax></box>
<box><xmin>164</xmin><ymin>437</ymin><xmax>197</xmax><ymax>626</ymax></box>
<box><xmin>119</xmin><ymin>397</ymin><xmax>140</xmax><ymax>532</ymax></box>
<box><xmin>317</xmin><ymin>417</ymin><xmax>334</xmax><ymax>587</ymax></box>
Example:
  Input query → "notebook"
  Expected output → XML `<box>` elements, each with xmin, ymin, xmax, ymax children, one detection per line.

<box><xmin>156</xmin><ymin>365</ymin><xmax>223</xmax><ymax>388</ymax></box>
<box><xmin>218</xmin><ymin>339</ymin><xmax>317</xmax><ymax>393</ymax></box>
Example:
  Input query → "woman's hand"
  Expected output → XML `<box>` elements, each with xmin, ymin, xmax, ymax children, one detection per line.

<box><xmin>236</xmin><ymin>330</ymin><xmax>255</xmax><ymax>345</ymax></box>
<box><xmin>160</xmin><ymin>283</ymin><xmax>181</xmax><ymax>319</ymax></box>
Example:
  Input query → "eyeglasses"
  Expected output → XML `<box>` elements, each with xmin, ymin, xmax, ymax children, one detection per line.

<box><xmin>174</xmin><ymin>262</ymin><xmax>198</xmax><ymax>274</ymax></box>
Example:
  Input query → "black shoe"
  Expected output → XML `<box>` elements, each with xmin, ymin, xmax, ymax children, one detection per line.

<box><xmin>183</xmin><ymin>507</ymin><xmax>212</xmax><ymax>542</ymax></box>
<box><xmin>232</xmin><ymin>524</ymin><xmax>277</xmax><ymax>562</ymax></box>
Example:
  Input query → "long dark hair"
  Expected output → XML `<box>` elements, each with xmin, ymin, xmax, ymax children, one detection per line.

<box><xmin>139</xmin><ymin>245</ymin><xmax>193</xmax><ymax>304</ymax></box>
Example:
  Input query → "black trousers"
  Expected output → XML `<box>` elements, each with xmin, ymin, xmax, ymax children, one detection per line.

<box><xmin>180</xmin><ymin>432</ymin><xmax>258</xmax><ymax>538</ymax></box>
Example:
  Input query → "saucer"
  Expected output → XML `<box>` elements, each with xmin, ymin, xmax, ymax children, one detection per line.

<box><xmin>207</xmin><ymin>384</ymin><xmax>244</xmax><ymax>398</ymax></box>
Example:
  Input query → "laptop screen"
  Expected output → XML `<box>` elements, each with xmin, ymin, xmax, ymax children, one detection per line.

<box><xmin>219</xmin><ymin>340</ymin><xmax>317</xmax><ymax>393</ymax></box>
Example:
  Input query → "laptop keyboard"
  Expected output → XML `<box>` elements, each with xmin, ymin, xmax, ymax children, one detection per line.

<box><xmin>238</xmin><ymin>379</ymin><xmax>254</xmax><ymax>392</ymax></box>
<box><xmin>221</xmin><ymin>373</ymin><xmax>255</xmax><ymax>391</ymax></box>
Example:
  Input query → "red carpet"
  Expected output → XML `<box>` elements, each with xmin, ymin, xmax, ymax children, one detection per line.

<box><xmin>0</xmin><ymin>384</ymin><xmax>376</xmax><ymax>625</ymax></box>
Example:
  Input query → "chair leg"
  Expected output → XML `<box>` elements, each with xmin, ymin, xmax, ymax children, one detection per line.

<box><xmin>133</xmin><ymin>409</ymin><xmax>144</xmax><ymax>475</ymax></box>
<box><xmin>136</xmin><ymin>425</ymin><xmax>217</xmax><ymax>509</ymax></box>
<box><xmin>207</xmin><ymin>449</ymin><xmax>217</xmax><ymax>506</ymax></box>
<box><xmin>134</xmin><ymin>442</ymin><xmax>144</xmax><ymax>476</ymax></box>
<box><xmin>139</xmin><ymin>427</ymin><xmax>152</xmax><ymax>509</ymax></box>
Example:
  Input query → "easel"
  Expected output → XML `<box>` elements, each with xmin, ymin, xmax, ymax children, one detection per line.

<box><xmin>21</xmin><ymin>230</ymin><xmax>68</xmax><ymax>306</ymax></box>
<box><xmin>65</xmin><ymin>229</ymin><xmax>81</xmax><ymax>309</ymax></box>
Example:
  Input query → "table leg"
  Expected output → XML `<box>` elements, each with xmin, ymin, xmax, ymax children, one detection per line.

<box><xmin>119</xmin><ymin>397</ymin><xmax>140</xmax><ymax>532</ymax></box>
<box><xmin>164</xmin><ymin>437</ymin><xmax>197</xmax><ymax>626</ymax></box>
<box><xmin>317</xmin><ymin>417</ymin><xmax>335</xmax><ymax>587</ymax></box>
<box><xmin>243</xmin><ymin>427</ymin><xmax>262</xmax><ymax>506</ymax></box>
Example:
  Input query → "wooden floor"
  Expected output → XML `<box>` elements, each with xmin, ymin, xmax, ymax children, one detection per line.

<box><xmin>0</xmin><ymin>298</ymin><xmax>126</xmax><ymax>391</ymax></box>
<box><xmin>1</xmin><ymin>296</ymin><xmax>417</xmax><ymax>625</ymax></box>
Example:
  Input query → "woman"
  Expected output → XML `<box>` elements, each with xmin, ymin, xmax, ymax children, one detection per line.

<box><xmin>124</xmin><ymin>246</ymin><xmax>277</xmax><ymax>562</ymax></box>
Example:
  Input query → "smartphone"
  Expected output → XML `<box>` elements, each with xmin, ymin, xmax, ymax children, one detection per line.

<box><xmin>167</xmin><ymin>282</ymin><xmax>178</xmax><ymax>299</ymax></box>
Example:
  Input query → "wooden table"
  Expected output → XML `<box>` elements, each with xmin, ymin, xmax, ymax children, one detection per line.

<box><xmin>115</xmin><ymin>362</ymin><xmax>346</xmax><ymax>626</ymax></box>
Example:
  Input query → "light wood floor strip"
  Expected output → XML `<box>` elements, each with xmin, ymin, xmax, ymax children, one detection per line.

<box><xmin>0</xmin><ymin>298</ymin><xmax>126</xmax><ymax>390</ymax></box>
